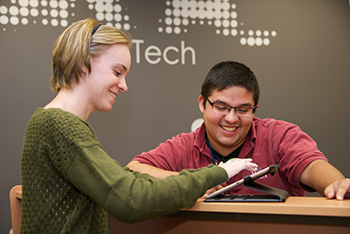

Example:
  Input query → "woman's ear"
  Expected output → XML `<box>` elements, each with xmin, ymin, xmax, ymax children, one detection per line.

<box><xmin>81</xmin><ymin>65</ymin><xmax>88</xmax><ymax>75</ymax></box>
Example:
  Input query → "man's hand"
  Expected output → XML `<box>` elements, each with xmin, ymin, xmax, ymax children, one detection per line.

<box><xmin>324</xmin><ymin>178</ymin><xmax>350</xmax><ymax>200</ymax></box>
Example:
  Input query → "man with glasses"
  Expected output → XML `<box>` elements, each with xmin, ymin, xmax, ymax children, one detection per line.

<box><xmin>127</xmin><ymin>61</ymin><xmax>349</xmax><ymax>200</ymax></box>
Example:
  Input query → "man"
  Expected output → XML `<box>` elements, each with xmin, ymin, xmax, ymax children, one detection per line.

<box><xmin>127</xmin><ymin>61</ymin><xmax>350</xmax><ymax>200</ymax></box>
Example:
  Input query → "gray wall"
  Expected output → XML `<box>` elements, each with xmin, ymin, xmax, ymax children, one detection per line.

<box><xmin>1</xmin><ymin>0</ymin><xmax>349</xmax><ymax>232</ymax></box>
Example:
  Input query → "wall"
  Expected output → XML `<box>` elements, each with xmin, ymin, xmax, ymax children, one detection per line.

<box><xmin>1</xmin><ymin>0</ymin><xmax>349</xmax><ymax>232</ymax></box>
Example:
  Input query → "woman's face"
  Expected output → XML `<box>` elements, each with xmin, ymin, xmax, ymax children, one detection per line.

<box><xmin>84</xmin><ymin>43</ymin><xmax>131</xmax><ymax>113</ymax></box>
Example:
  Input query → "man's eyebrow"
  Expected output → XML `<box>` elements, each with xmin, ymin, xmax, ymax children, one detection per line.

<box><xmin>213</xmin><ymin>100</ymin><xmax>253</xmax><ymax>107</ymax></box>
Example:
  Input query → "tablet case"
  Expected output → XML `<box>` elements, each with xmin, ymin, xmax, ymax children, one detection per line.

<box><xmin>205</xmin><ymin>166</ymin><xmax>290</xmax><ymax>202</ymax></box>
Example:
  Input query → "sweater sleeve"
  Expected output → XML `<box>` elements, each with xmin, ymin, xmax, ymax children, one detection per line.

<box><xmin>66</xmin><ymin>144</ymin><xmax>227</xmax><ymax>223</ymax></box>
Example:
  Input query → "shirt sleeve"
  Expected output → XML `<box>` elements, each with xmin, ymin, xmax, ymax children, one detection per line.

<box><xmin>65</xmin><ymin>143</ymin><xmax>227</xmax><ymax>223</ymax></box>
<box><xmin>132</xmin><ymin>134</ymin><xmax>192</xmax><ymax>171</ymax></box>
<box><xmin>275</xmin><ymin>122</ymin><xmax>328</xmax><ymax>191</ymax></box>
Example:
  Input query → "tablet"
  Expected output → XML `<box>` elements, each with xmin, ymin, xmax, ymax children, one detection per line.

<box><xmin>205</xmin><ymin>164</ymin><xmax>279</xmax><ymax>199</ymax></box>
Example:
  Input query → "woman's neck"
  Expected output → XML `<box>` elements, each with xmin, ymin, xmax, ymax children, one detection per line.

<box><xmin>44</xmin><ymin>88</ymin><xmax>93</xmax><ymax>120</ymax></box>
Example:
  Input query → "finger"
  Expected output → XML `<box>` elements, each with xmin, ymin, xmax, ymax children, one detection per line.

<box><xmin>335</xmin><ymin>179</ymin><xmax>350</xmax><ymax>200</ymax></box>
<box><xmin>324</xmin><ymin>183</ymin><xmax>337</xmax><ymax>199</ymax></box>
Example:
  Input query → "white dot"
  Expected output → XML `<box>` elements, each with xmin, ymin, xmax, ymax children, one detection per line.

<box><xmin>50</xmin><ymin>0</ymin><xmax>58</xmax><ymax>8</ymax></box>
<box><xmin>173</xmin><ymin>8</ymin><xmax>180</xmax><ymax>17</ymax></box>
<box><xmin>19</xmin><ymin>0</ymin><xmax>29</xmax><ymax>7</ymax></box>
<box><xmin>271</xmin><ymin>31</ymin><xmax>277</xmax><ymax>37</ymax></box>
<box><xmin>206</xmin><ymin>1</ymin><xmax>214</xmax><ymax>10</ymax></box>
<box><xmin>165</xmin><ymin>17</ymin><xmax>172</xmax><ymax>25</ymax></box>
<box><xmin>222</xmin><ymin>11</ymin><xmax>230</xmax><ymax>19</ymax></box>
<box><xmin>114</xmin><ymin>13</ymin><xmax>122</xmax><ymax>21</ymax></box>
<box><xmin>41</xmin><ymin>9</ymin><xmax>48</xmax><ymax>16</ymax></box>
<box><xmin>231</xmin><ymin>20</ymin><xmax>237</xmax><ymax>27</ymax></box>
<box><xmin>10</xmin><ymin>16</ymin><xmax>19</xmax><ymax>25</ymax></box>
<box><xmin>263</xmin><ymin>38</ymin><xmax>270</xmax><ymax>46</ymax></box>
<box><xmin>182</xmin><ymin>18</ymin><xmax>189</xmax><ymax>26</ymax></box>
<box><xmin>158</xmin><ymin>27</ymin><xmax>163</xmax><ymax>33</ymax></box>
<box><xmin>223</xmin><ymin>28</ymin><xmax>229</xmax><ymax>36</ymax></box>
<box><xmin>263</xmin><ymin>30</ymin><xmax>269</xmax><ymax>36</ymax></box>
<box><xmin>248</xmin><ymin>30</ymin><xmax>254</xmax><ymax>36</ymax></box>
<box><xmin>124</xmin><ymin>15</ymin><xmax>129</xmax><ymax>21</ymax></box>
<box><xmin>231</xmin><ymin>29</ymin><xmax>237</xmax><ymax>36</ymax></box>
<box><xmin>214</xmin><ymin>19</ymin><xmax>221</xmax><ymax>27</ymax></box>
<box><xmin>165</xmin><ymin>26</ymin><xmax>172</xmax><ymax>34</ymax></box>
<box><xmin>189</xmin><ymin>9</ymin><xmax>197</xmax><ymax>19</ymax></box>
<box><xmin>216</xmin><ymin>29</ymin><xmax>221</xmax><ymax>35</ymax></box>
<box><xmin>0</xmin><ymin>15</ymin><xmax>9</xmax><ymax>24</ymax></box>
<box><xmin>256</xmin><ymin>30</ymin><xmax>262</xmax><ymax>36</ymax></box>
<box><xmin>174</xmin><ymin>26</ymin><xmax>181</xmax><ymax>34</ymax></box>
<box><xmin>231</xmin><ymin>11</ymin><xmax>237</xmax><ymax>19</ymax></box>
<box><xmin>191</xmin><ymin>118</ymin><xmax>203</xmax><ymax>132</ymax></box>
<box><xmin>50</xmin><ymin>9</ymin><xmax>59</xmax><ymax>17</ymax></box>
<box><xmin>9</xmin><ymin>6</ymin><xmax>19</xmax><ymax>15</ymax></box>
<box><xmin>20</xmin><ymin>7</ymin><xmax>29</xmax><ymax>16</ymax></box>
<box><xmin>240</xmin><ymin>30</ymin><xmax>244</xmax><ymax>35</ymax></box>
<box><xmin>95</xmin><ymin>2</ymin><xmax>104</xmax><ymax>12</ymax></box>
<box><xmin>240</xmin><ymin>37</ymin><xmax>247</xmax><ymax>45</ymax></box>
<box><xmin>29</xmin><ymin>0</ymin><xmax>39</xmax><ymax>8</ymax></box>
<box><xmin>181</xmin><ymin>9</ymin><xmax>189</xmax><ymax>18</ymax></box>
<box><xmin>231</xmin><ymin>3</ymin><xmax>237</xmax><ymax>9</ymax></box>
<box><xmin>198</xmin><ymin>0</ymin><xmax>205</xmax><ymax>9</ymax></box>
<box><xmin>172</xmin><ymin>0</ymin><xmax>180</xmax><ymax>8</ymax></box>
<box><xmin>123</xmin><ymin>23</ymin><xmax>130</xmax><ymax>30</ymax></box>
<box><xmin>105</xmin><ymin>3</ymin><xmax>113</xmax><ymax>13</ymax></box>
<box><xmin>115</xmin><ymin>23</ymin><xmax>121</xmax><ymax>29</ymax></box>
<box><xmin>256</xmin><ymin>38</ymin><xmax>263</xmax><ymax>46</ymax></box>
<box><xmin>222</xmin><ymin>2</ymin><xmax>230</xmax><ymax>10</ymax></box>
<box><xmin>0</xmin><ymin>6</ymin><xmax>8</xmax><ymax>14</ymax></box>
<box><xmin>51</xmin><ymin>19</ymin><xmax>59</xmax><ymax>27</ymax></box>
<box><xmin>106</xmin><ymin>13</ymin><xmax>113</xmax><ymax>21</ymax></box>
<box><xmin>21</xmin><ymin>18</ymin><xmax>28</xmax><ymax>25</ymax></box>
<box><xmin>41</xmin><ymin>0</ymin><xmax>48</xmax><ymax>7</ymax></box>
<box><xmin>96</xmin><ymin>12</ymin><xmax>104</xmax><ymax>21</ymax></box>
<box><xmin>222</xmin><ymin>19</ymin><xmax>229</xmax><ymax>27</ymax></box>
<box><xmin>247</xmin><ymin>37</ymin><xmax>255</xmax><ymax>46</ymax></box>
<box><xmin>42</xmin><ymin>18</ymin><xmax>48</xmax><ymax>25</ymax></box>
<box><xmin>59</xmin><ymin>0</ymin><xmax>68</xmax><ymax>9</ymax></box>
<box><xmin>60</xmin><ymin>10</ymin><xmax>68</xmax><ymax>18</ymax></box>
<box><xmin>30</xmin><ymin>8</ymin><xmax>39</xmax><ymax>17</ymax></box>
<box><xmin>165</xmin><ymin>8</ymin><xmax>172</xmax><ymax>16</ymax></box>
<box><xmin>173</xmin><ymin>17</ymin><xmax>181</xmax><ymax>26</ymax></box>
<box><xmin>114</xmin><ymin>4</ymin><xmax>122</xmax><ymax>12</ymax></box>
<box><xmin>60</xmin><ymin>19</ymin><xmax>68</xmax><ymax>27</ymax></box>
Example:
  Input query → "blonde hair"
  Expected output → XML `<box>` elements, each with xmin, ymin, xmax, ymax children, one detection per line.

<box><xmin>50</xmin><ymin>18</ymin><xmax>132</xmax><ymax>92</ymax></box>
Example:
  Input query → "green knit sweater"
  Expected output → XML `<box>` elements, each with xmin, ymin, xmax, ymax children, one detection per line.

<box><xmin>21</xmin><ymin>108</ymin><xmax>227</xmax><ymax>234</ymax></box>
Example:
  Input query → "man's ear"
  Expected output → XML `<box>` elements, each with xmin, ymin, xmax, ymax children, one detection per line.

<box><xmin>198</xmin><ymin>95</ymin><xmax>205</xmax><ymax>114</ymax></box>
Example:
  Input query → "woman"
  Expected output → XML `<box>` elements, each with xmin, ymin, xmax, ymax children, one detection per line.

<box><xmin>21</xmin><ymin>18</ymin><xmax>257</xmax><ymax>233</ymax></box>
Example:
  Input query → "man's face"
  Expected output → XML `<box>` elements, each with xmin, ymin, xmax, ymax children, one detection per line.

<box><xmin>199</xmin><ymin>86</ymin><xmax>255</xmax><ymax>156</ymax></box>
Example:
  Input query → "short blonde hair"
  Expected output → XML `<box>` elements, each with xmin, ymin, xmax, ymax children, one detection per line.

<box><xmin>50</xmin><ymin>18</ymin><xmax>132</xmax><ymax>92</ymax></box>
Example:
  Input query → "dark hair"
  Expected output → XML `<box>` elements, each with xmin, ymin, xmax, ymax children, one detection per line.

<box><xmin>201</xmin><ymin>61</ymin><xmax>260</xmax><ymax>107</ymax></box>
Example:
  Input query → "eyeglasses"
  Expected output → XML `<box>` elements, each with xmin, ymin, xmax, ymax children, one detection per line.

<box><xmin>206</xmin><ymin>98</ymin><xmax>257</xmax><ymax>116</ymax></box>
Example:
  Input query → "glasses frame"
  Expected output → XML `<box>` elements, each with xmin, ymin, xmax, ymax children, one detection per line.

<box><xmin>206</xmin><ymin>98</ymin><xmax>257</xmax><ymax>116</ymax></box>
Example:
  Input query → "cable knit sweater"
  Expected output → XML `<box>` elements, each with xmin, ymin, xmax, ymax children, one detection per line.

<box><xmin>21</xmin><ymin>108</ymin><xmax>227</xmax><ymax>234</ymax></box>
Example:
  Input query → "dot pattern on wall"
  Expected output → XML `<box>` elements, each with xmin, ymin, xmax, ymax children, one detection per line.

<box><xmin>87</xmin><ymin>0</ymin><xmax>132</xmax><ymax>31</ymax></box>
<box><xmin>158</xmin><ymin>0</ymin><xmax>277</xmax><ymax>47</ymax></box>
<box><xmin>0</xmin><ymin>0</ymin><xmax>76</xmax><ymax>31</ymax></box>
<box><xmin>0</xmin><ymin>0</ymin><xmax>132</xmax><ymax>32</ymax></box>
